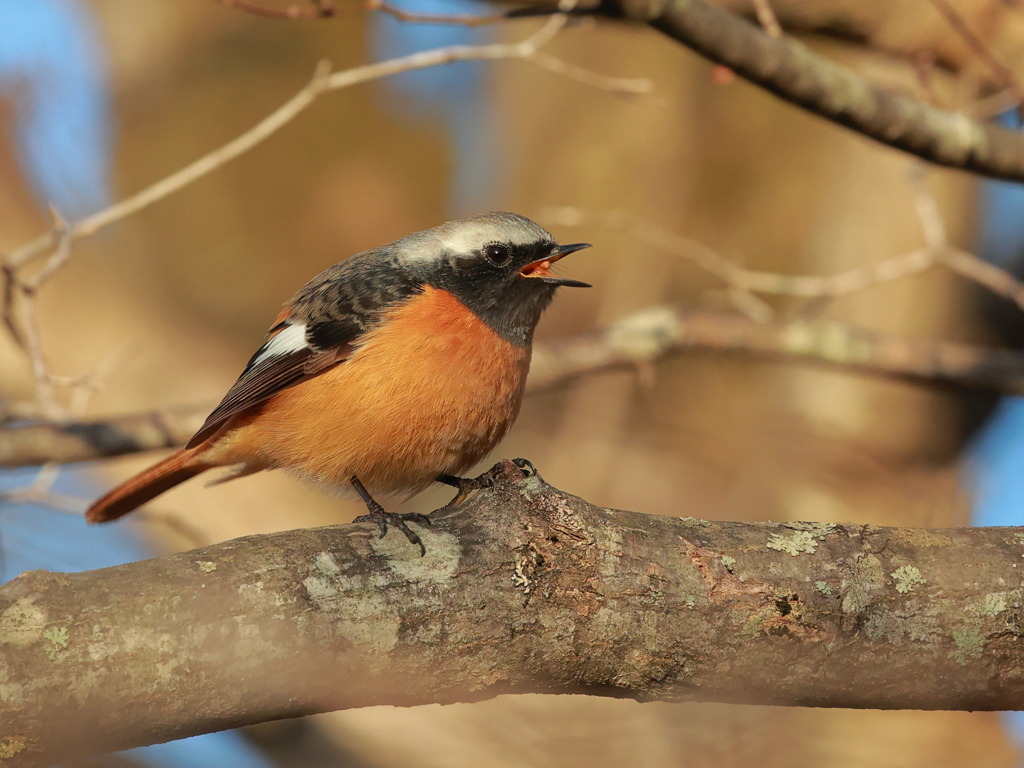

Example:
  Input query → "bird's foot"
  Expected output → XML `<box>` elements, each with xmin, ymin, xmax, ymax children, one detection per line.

<box><xmin>353</xmin><ymin>505</ymin><xmax>431</xmax><ymax>557</ymax></box>
<box><xmin>350</xmin><ymin>475</ymin><xmax>430</xmax><ymax>556</ymax></box>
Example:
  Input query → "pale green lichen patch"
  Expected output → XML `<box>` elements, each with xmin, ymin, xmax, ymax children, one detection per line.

<box><xmin>786</xmin><ymin>521</ymin><xmax>839</xmax><ymax>536</ymax></box>
<box><xmin>42</xmin><ymin>626</ymin><xmax>69</xmax><ymax>660</ymax></box>
<box><xmin>841</xmin><ymin>553</ymin><xmax>885</xmax><ymax>614</ymax></box>
<box><xmin>313</xmin><ymin>551</ymin><xmax>341</xmax><ymax>577</ymax></box>
<box><xmin>0</xmin><ymin>682</ymin><xmax>23</xmax><ymax>706</ymax></box>
<box><xmin>303</xmin><ymin>574</ymin><xmax>336</xmax><ymax>602</ymax></box>
<box><xmin>741</xmin><ymin>615</ymin><xmax>761</xmax><ymax>637</ymax></box>
<box><xmin>0</xmin><ymin>736</ymin><xmax>27</xmax><ymax>759</ymax></box>
<box><xmin>720</xmin><ymin>555</ymin><xmax>736</xmax><ymax>573</ymax></box>
<box><xmin>891</xmin><ymin>565</ymin><xmax>926</xmax><ymax>594</ymax></box>
<box><xmin>950</xmin><ymin>626</ymin><xmax>985</xmax><ymax>665</ymax></box>
<box><xmin>981</xmin><ymin>593</ymin><xmax>1008</xmax><ymax>617</ymax></box>
<box><xmin>815</xmin><ymin>580</ymin><xmax>833</xmax><ymax>596</ymax></box>
<box><xmin>684</xmin><ymin>595</ymin><xmax>696</xmax><ymax>609</ymax></box>
<box><xmin>0</xmin><ymin>597</ymin><xmax>47</xmax><ymax>648</ymax></box>
<box><xmin>373</xmin><ymin>528</ymin><xmax>460</xmax><ymax>584</ymax></box>
<box><xmin>195</xmin><ymin>560</ymin><xmax>217</xmax><ymax>573</ymax></box>
<box><xmin>518</xmin><ymin>474</ymin><xmax>545</xmax><ymax>499</ymax></box>
<box><xmin>767</xmin><ymin>530</ymin><xmax>818</xmax><ymax>556</ymax></box>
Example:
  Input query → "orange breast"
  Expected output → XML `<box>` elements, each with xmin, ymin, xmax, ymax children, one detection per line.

<box><xmin>216</xmin><ymin>287</ymin><xmax>531</xmax><ymax>495</ymax></box>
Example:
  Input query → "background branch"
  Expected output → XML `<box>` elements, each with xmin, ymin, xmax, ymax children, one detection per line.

<box><xmin>4</xmin><ymin>461</ymin><xmax>1024</xmax><ymax>766</ymax></box>
<box><xmin>3</xmin><ymin>15</ymin><xmax>650</xmax><ymax>273</ymax></box>
<box><xmin>4</xmin><ymin>306</ymin><xmax>1024</xmax><ymax>469</ymax></box>
<box><xmin>605</xmin><ymin>0</ymin><xmax>1024</xmax><ymax>181</ymax></box>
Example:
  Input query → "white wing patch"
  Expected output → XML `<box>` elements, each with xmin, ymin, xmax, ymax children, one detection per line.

<box><xmin>252</xmin><ymin>322</ymin><xmax>309</xmax><ymax>366</ymax></box>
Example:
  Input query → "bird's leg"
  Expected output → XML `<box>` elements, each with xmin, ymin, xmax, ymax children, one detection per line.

<box><xmin>437</xmin><ymin>458</ymin><xmax>538</xmax><ymax>507</ymax></box>
<box><xmin>350</xmin><ymin>475</ymin><xmax>430</xmax><ymax>556</ymax></box>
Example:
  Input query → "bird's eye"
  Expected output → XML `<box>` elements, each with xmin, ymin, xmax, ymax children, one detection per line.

<box><xmin>483</xmin><ymin>243</ymin><xmax>512</xmax><ymax>266</ymax></box>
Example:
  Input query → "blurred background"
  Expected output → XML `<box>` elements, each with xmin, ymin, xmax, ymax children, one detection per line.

<box><xmin>2</xmin><ymin>0</ymin><xmax>1024</xmax><ymax>765</ymax></box>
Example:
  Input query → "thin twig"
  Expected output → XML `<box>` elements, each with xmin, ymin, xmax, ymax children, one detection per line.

<box><xmin>925</xmin><ymin>0</ymin><xmax>1024</xmax><ymax>112</ymax></box>
<box><xmin>749</xmin><ymin>0</ymin><xmax>781</xmax><ymax>37</ymax></box>
<box><xmin>0</xmin><ymin>462</ymin><xmax>89</xmax><ymax>515</ymax></box>
<box><xmin>10</xmin><ymin>305</ymin><xmax>1024</xmax><ymax>468</ymax></box>
<box><xmin>367</xmin><ymin>0</ymin><xmax>513</xmax><ymax>26</ymax></box>
<box><xmin>25</xmin><ymin>209</ymin><xmax>74</xmax><ymax>292</ymax></box>
<box><xmin>546</xmin><ymin>203</ymin><xmax>1024</xmax><ymax>315</ymax></box>
<box><xmin>5</xmin><ymin>22</ymin><xmax>651</xmax><ymax>274</ymax></box>
<box><xmin>909</xmin><ymin>169</ymin><xmax>1024</xmax><ymax>313</ymax></box>
<box><xmin>1</xmin><ymin>265</ymin><xmax>24</xmax><ymax>348</ymax></box>
<box><xmin>17</xmin><ymin>293</ymin><xmax>62</xmax><ymax>420</ymax></box>
<box><xmin>218</xmin><ymin>0</ymin><xmax>336</xmax><ymax>19</ymax></box>
<box><xmin>543</xmin><ymin>207</ymin><xmax>942</xmax><ymax>300</ymax></box>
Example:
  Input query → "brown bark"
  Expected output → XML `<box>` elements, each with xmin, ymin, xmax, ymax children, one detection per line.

<box><xmin>2</xmin><ymin>460</ymin><xmax>1024</xmax><ymax>766</ymax></box>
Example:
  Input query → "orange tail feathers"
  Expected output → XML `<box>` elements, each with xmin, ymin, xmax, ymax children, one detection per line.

<box><xmin>86</xmin><ymin>447</ymin><xmax>211</xmax><ymax>523</ymax></box>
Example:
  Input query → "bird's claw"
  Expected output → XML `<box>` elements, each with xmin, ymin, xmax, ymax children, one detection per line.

<box><xmin>438</xmin><ymin>470</ymin><xmax>497</xmax><ymax>508</ymax></box>
<box><xmin>354</xmin><ymin>505</ymin><xmax>431</xmax><ymax>556</ymax></box>
<box><xmin>511</xmin><ymin>457</ymin><xmax>537</xmax><ymax>477</ymax></box>
<box><xmin>438</xmin><ymin>459</ymin><xmax>539</xmax><ymax>507</ymax></box>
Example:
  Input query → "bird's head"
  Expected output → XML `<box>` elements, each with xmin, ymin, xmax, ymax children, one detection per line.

<box><xmin>397</xmin><ymin>212</ymin><xmax>591</xmax><ymax>346</ymax></box>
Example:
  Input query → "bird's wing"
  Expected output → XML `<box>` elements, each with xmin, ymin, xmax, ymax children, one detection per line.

<box><xmin>185</xmin><ymin>316</ymin><xmax>356</xmax><ymax>448</ymax></box>
<box><xmin>185</xmin><ymin>248</ymin><xmax>419</xmax><ymax>449</ymax></box>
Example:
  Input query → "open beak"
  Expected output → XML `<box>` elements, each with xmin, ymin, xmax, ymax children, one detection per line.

<box><xmin>519</xmin><ymin>242</ymin><xmax>592</xmax><ymax>287</ymax></box>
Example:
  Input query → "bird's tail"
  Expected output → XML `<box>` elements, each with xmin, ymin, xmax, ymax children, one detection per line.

<box><xmin>86</xmin><ymin>447</ymin><xmax>210</xmax><ymax>523</ymax></box>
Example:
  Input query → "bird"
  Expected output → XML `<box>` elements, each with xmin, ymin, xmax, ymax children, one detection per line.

<box><xmin>85</xmin><ymin>212</ymin><xmax>591</xmax><ymax>553</ymax></box>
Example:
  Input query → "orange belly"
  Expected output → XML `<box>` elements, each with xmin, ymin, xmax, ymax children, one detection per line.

<box><xmin>207</xmin><ymin>287</ymin><xmax>531</xmax><ymax>495</ymax></box>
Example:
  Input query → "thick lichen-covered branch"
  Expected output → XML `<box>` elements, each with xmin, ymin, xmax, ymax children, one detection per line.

<box><xmin>4</xmin><ymin>461</ymin><xmax>1024</xmax><ymax>766</ymax></box>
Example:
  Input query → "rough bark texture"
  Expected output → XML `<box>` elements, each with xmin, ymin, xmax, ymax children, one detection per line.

<box><xmin>3</xmin><ymin>461</ymin><xmax>1024</xmax><ymax>765</ymax></box>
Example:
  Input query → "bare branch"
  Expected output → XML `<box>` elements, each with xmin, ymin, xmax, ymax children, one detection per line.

<box><xmin>5</xmin><ymin>462</ymin><xmax>1024</xmax><ymax>766</ymax></box>
<box><xmin>605</xmin><ymin>0</ymin><xmax>1024</xmax><ymax>181</ymax></box>
<box><xmin>3</xmin><ymin>20</ymin><xmax>651</xmax><ymax>273</ymax></box>
<box><xmin>546</xmin><ymin>206</ymin><xmax>1024</xmax><ymax>313</ymax></box>
<box><xmin>924</xmin><ymin>0</ymin><xmax>1024</xmax><ymax>110</ymax></box>
<box><xmin>529</xmin><ymin>304</ymin><xmax>1024</xmax><ymax>393</ymax></box>
<box><xmin>749</xmin><ymin>0</ymin><xmax>780</xmax><ymax>37</ymax></box>
<box><xmin>908</xmin><ymin>171</ymin><xmax>1024</xmax><ymax>313</ymax></box>
<box><xmin>218</xmin><ymin>0</ymin><xmax>336</xmax><ymax>19</ymax></box>
<box><xmin>5</xmin><ymin>306</ymin><xmax>1024</xmax><ymax>468</ymax></box>
<box><xmin>367</xmin><ymin>0</ymin><xmax>516</xmax><ymax>26</ymax></box>
<box><xmin>0</xmin><ymin>463</ymin><xmax>89</xmax><ymax>514</ymax></box>
<box><xmin>0</xmin><ymin>406</ymin><xmax>206</xmax><ymax>468</ymax></box>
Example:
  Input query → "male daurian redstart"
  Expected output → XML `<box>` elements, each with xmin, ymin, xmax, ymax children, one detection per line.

<box><xmin>86</xmin><ymin>212</ymin><xmax>590</xmax><ymax>552</ymax></box>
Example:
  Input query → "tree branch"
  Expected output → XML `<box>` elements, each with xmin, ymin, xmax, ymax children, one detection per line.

<box><xmin>0</xmin><ymin>405</ymin><xmax>206</xmax><ymax>468</ymax></box>
<box><xmin>3</xmin><ymin>17</ymin><xmax>650</xmax><ymax>274</ymax></box>
<box><xmin>3</xmin><ymin>461</ymin><xmax>1024</xmax><ymax>766</ymax></box>
<box><xmin>607</xmin><ymin>0</ymin><xmax>1024</xmax><ymax>181</ymax></box>
<box><xmin>3</xmin><ymin>307</ymin><xmax>1022</xmax><ymax>469</ymax></box>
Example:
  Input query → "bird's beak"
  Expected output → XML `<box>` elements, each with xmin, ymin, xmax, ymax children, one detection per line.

<box><xmin>519</xmin><ymin>242</ymin><xmax>592</xmax><ymax>287</ymax></box>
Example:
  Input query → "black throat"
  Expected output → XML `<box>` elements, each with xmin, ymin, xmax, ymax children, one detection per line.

<box><xmin>425</xmin><ymin>259</ymin><xmax>558</xmax><ymax>347</ymax></box>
